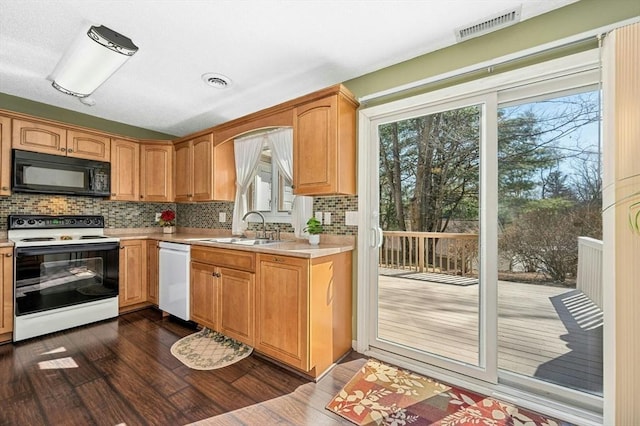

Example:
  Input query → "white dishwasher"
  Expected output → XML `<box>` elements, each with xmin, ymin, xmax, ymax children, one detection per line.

<box><xmin>159</xmin><ymin>242</ymin><xmax>191</xmax><ymax>321</ymax></box>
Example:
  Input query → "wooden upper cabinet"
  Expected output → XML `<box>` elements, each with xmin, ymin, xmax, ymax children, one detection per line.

<box><xmin>174</xmin><ymin>133</ymin><xmax>235</xmax><ymax>203</ymax></box>
<box><xmin>192</xmin><ymin>135</ymin><xmax>214</xmax><ymax>201</ymax></box>
<box><xmin>110</xmin><ymin>139</ymin><xmax>140</xmax><ymax>201</ymax></box>
<box><xmin>293</xmin><ymin>89</ymin><xmax>357</xmax><ymax>195</ymax></box>
<box><xmin>12</xmin><ymin>119</ymin><xmax>110</xmax><ymax>161</ymax></box>
<box><xmin>0</xmin><ymin>116</ymin><xmax>11</xmax><ymax>196</ymax></box>
<box><xmin>67</xmin><ymin>130</ymin><xmax>110</xmax><ymax>161</ymax></box>
<box><xmin>174</xmin><ymin>140</ymin><xmax>193</xmax><ymax>202</ymax></box>
<box><xmin>12</xmin><ymin>118</ymin><xmax>66</xmax><ymax>155</ymax></box>
<box><xmin>213</xmin><ymin>140</ymin><xmax>236</xmax><ymax>201</ymax></box>
<box><xmin>140</xmin><ymin>142</ymin><xmax>173</xmax><ymax>202</ymax></box>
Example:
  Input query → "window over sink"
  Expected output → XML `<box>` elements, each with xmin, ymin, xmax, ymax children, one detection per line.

<box><xmin>247</xmin><ymin>146</ymin><xmax>293</xmax><ymax>223</ymax></box>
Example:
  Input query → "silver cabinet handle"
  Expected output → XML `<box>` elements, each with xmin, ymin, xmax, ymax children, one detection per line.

<box><xmin>67</xmin><ymin>149</ymin><xmax>73</xmax><ymax>153</ymax></box>
<box><xmin>60</xmin><ymin>147</ymin><xmax>67</xmax><ymax>152</ymax></box>
<box><xmin>4</xmin><ymin>253</ymin><xmax>12</xmax><ymax>257</ymax></box>
<box><xmin>1</xmin><ymin>186</ymin><xmax>8</xmax><ymax>191</ymax></box>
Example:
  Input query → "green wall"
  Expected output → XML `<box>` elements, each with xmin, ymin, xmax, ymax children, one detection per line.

<box><xmin>344</xmin><ymin>0</ymin><xmax>640</xmax><ymax>102</ymax></box>
<box><xmin>0</xmin><ymin>92</ymin><xmax>175</xmax><ymax>140</ymax></box>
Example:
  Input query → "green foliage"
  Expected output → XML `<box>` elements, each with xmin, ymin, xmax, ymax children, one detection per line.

<box><xmin>304</xmin><ymin>217</ymin><xmax>323</xmax><ymax>235</ymax></box>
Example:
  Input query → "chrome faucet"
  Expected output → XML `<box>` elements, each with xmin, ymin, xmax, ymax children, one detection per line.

<box><xmin>242</xmin><ymin>210</ymin><xmax>267</xmax><ymax>239</ymax></box>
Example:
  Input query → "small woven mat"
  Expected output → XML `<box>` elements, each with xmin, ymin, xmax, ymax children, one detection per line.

<box><xmin>170</xmin><ymin>328</ymin><xmax>253</xmax><ymax>370</ymax></box>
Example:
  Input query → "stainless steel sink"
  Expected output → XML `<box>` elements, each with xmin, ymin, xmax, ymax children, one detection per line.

<box><xmin>189</xmin><ymin>237</ymin><xmax>286</xmax><ymax>245</ymax></box>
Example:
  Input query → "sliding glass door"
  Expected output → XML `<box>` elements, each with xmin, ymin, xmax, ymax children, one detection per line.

<box><xmin>358</xmin><ymin>50</ymin><xmax>602</xmax><ymax>410</ymax></box>
<box><xmin>496</xmin><ymin>88</ymin><xmax>603</xmax><ymax>397</ymax></box>
<box><xmin>366</xmin><ymin>95</ymin><xmax>498</xmax><ymax>382</ymax></box>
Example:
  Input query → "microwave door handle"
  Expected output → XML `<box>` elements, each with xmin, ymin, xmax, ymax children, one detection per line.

<box><xmin>88</xmin><ymin>168</ymin><xmax>94</xmax><ymax>190</ymax></box>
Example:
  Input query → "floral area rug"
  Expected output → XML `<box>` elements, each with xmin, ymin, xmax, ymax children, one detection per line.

<box><xmin>170</xmin><ymin>328</ymin><xmax>253</xmax><ymax>370</ymax></box>
<box><xmin>326</xmin><ymin>359</ymin><xmax>574</xmax><ymax>426</ymax></box>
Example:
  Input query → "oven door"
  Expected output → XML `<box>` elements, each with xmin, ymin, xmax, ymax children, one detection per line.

<box><xmin>14</xmin><ymin>242</ymin><xmax>119</xmax><ymax>316</ymax></box>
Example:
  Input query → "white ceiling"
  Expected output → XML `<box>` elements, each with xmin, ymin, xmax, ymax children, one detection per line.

<box><xmin>0</xmin><ymin>0</ymin><xmax>578</xmax><ymax>137</ymax></box>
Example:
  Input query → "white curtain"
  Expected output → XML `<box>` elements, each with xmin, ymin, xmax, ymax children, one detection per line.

<box><xmin>267</xmin><ymin>128</ymin><xmax>313</xmax><ymax>238</ymax></box>
<box><xmin>232</xmin><ymin>134</ymin><xmax>265</xmax><ymax>235</ymax></box>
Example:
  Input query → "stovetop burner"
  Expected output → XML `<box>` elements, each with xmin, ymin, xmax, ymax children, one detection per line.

<box><xmin>8</xmin><ymin>214</ymin><xmax>120</xmax><ymax>248</ymax></box>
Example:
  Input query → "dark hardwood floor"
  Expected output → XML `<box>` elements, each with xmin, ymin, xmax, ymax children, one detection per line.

<box><xmin>0</xmin><ymin>308</ymin><xmax>364</xmax><ymax>426</ymax></box>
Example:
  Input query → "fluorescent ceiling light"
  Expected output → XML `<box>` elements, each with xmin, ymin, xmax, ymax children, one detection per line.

<box><xmin>50</xmin><ymin>25</ymin><xmax>138</xmax><ymax>98</ymax></box>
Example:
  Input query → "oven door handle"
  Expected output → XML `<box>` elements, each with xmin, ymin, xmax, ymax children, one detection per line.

<box><xmin>16</xmin><ymin>242</ymin><xmax>119</xmax><ymax>256</ymax></box>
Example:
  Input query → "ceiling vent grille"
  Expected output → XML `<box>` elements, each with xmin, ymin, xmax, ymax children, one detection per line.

<box><xmin>455</xmin><ymin>7</ymin><xmax>521</xmax><ymax>42</ymax></box>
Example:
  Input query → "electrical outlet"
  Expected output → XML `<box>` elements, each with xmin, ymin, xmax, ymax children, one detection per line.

<box><xmin>323</xmin><ymin>212</ymin><xmax>331</xmax><ymax>225</ymax></box>
<box><xmin>345</xmin><ymin>211</ymin><xmax>359</xmax><ymax>226</ymax></box>
<box><xmin>155</xmin><ymin>212</ymin><xmax>161</xmax><ymax>222</ymax></box>
<box><xmin>314</xmin><ymin>211</ymin><xmax>323</xmax><ymax>223</ymax></box>
<box><xmin>219</xmin><ymin>212</ymin><xmax>226</xmax><ymax>222</ymax></box>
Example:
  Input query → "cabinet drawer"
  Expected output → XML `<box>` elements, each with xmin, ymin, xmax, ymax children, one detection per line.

<box><xmin>191</xmin><ymin>246</ymin><xmax>255</xmax><ymax>272</ymax></box>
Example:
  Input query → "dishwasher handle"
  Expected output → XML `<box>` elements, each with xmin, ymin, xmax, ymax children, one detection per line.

<box><xmin>159</xmin><ymin>242</ymin><xmax>191</xmax><ymax>252</ymax></box>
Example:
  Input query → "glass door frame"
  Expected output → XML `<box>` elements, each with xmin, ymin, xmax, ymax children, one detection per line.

<box><xmin>356</xmin><ymin>49</ymin><xmax>604</xmax><ymax>417</ymax></box>
<box><xmin>359</xmin><ymin>93</ymin><xmax>499</xmax><ymax>384</ymax></box>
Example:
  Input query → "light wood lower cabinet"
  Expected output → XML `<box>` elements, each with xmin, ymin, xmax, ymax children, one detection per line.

<box><xmin>256</xmin><ymin>255</ymin><xmax>309</xmax><ymax>369</ymax></box>
<box><xmin>0</xmin><ymin>247</ymin><xmax>14</xmax><ymax>341</ymax></box>
<box><xmin>147</xmin><ymin>240</ymin><xmax>159</xmax><ymax>305</ymax></box>
<box><xmin>255</xmin><ymin>251</ymin><xmax>352</xmax><ymax>377</ymax></box>
<box><xmin>118</xmin><ymin>239</ymin><xmax>148</xmax><ymax>308</ymax></box>
<box><xmin>190</xmin><ymin>247</ymin><xmax>255</xmax><ymax>346</ymax></box>
<box><xmin>190</xmin><ymin>261</ymin><xmax>218</xmax><ymax>330</ymax></box>
<box><xmin>217</xmin><ymin>266</ymin><xmax>254</xmax><ymax>345</ymax></box>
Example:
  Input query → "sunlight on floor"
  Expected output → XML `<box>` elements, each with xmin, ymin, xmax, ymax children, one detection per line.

<box><xmin>38</xmin><ymin>357</ymin><xmax>79</xmax><ymax>370</ymax></box>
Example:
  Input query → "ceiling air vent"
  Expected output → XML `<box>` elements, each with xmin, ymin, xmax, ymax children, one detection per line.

<box><xmin>455</xmin><ymin>6</ymin><xmax>521</xmax><ymax>42</ymax></box>
<box><xmin>202</xmin><ymin>73</ymin><xmax>232</xmax><ymax>89</ymax></box>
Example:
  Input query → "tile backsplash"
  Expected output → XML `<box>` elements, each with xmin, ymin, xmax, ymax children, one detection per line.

<box><xmin>0</xmin><ymin>193</ymin><xmax>358</xmax><ymax>236</ymax></box>
<box><xmin>0</xmin><ymin>193</ymin><xmax>174</xmax><ymax>230</ymax></box>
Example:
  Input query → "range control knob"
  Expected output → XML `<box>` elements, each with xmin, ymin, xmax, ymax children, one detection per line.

<box><xmin>68</xmin><ymin>219</ymin><xmax>76</xmax><ymax>225</ymax></box>
<box><xmin>16</xmin><ymin>219</ymin><xmax>25</xmax><ymax>226</ymax></box>
<box><xmin>85</xmin><ymin>219</ymin><xmax>92</xmax><ymax>225</ymax></box>
<box><xmin>27</xmin><ymin>219</ymin><xmax>35</xmax><ymax>225</ymax></box>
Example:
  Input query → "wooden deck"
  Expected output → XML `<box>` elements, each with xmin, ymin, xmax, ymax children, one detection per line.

<box><xmin>377</xmin><ymin>269</ymin><xmax>603</xmax><ymax>396</ymax></box>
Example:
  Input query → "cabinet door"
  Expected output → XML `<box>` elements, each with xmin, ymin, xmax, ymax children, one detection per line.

<box><xmin>218</xmin><ymin>267</ymin><xmax>254</xmax><ymax>346</ymax></box>
<box><xmin>12</xmin><ymin>118</ymin><xmax>66</xmax><ymax>155</ymax></box>
<box><xmin>110</xmin><ymin>139</ymin><xmax>140</xmax><ymax>201</ymax></box>
<box><xmin>140</xmin><ymin>143</ymin><xmax>173</xmax><ymax>202</ymax></box>
<box><xmin>119</xmin><ymin>240</ymin><xmax>148</xmax><ymax>308</ymax></box>
<box><xmin>192</xmin><ymin>134</ymin><xmax>214</xmax><ymax>201</ymax></box>
<box><xmin>293</xmin><ymin>96</ymin><xmax>336</xmax><ymax>195</ymax></box>
<box><xmin>0</xmin><ymin>247</ymin><xmax>13</xmax><ymax>337</ymax></box>
<box><xmin>0</xmin><ymin>116</ymin><xmax>10</xmax><ymax>196</ymax></box>
<box><xmin>67</xmin><ymin>130</ymin><xmax>110</xmax><ymax>161</ymax></box>
<box><xmin>293</xmin><ymin>92</ymin><xmax>356</xmax><ymax>196</ymax></box>
<box><xmin>174</xmin><ymin>140</ymin><xmax>193</xmax><ymax>202</ymax></box>
<box><xmin>190</xmin><ymin>261</ymin><xmax>217</xmax><ymax>329</ymax></box>
<box><xmin>213</xmin><ymin>140</ymin><xmax>236</xmax><ymax>201</ymax></box>
<box><xmin>255</xmin><ymin>255</ymin><xmax>309</xmax><ymax>370</ymax></box>
<box><xmin>147</xmin><ymin>240</ymin><xmax>159</xmax><ymax>305</ymax></box>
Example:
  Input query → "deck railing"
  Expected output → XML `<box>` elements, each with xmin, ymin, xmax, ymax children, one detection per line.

<box><xmin>577</xmin><ymin>236</ymin><xmax>603</xmax><ymax>310</ymax></box>
<box><xmin>379</xmin><ymin>231</ymin><xmax>478</xmax><ymax>277</ymax></box>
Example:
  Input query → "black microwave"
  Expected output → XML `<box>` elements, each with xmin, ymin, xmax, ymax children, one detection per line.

<box><xmin>12</xmin><ymin>150</ymin><xmax>111</xmax><ymax>197</ymax></box>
